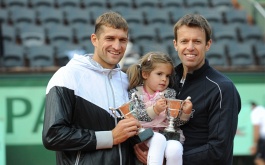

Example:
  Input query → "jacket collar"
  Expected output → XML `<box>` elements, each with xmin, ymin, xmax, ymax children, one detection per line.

<box><xmin>175</xmin><ymin>59</ymin><xmax>210</xmax><ymax>82</ymax></box>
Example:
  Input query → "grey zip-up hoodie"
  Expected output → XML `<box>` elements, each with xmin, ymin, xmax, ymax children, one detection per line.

<box><xmin>43</xmin><ymin>54</ymin><xmax>137</xmax><ymax>165</ymax></box>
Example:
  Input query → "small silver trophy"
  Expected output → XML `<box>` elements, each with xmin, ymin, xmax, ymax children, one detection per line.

<box><xmin>162</xmin><ymin>96</ymin><xmax>191</xmax><ymax>140</ymax></box>
<box><xmin>164</xmin><ymin>98</ymin><xmax>183</xmax><ymax>132</ymax></box>
<box><xmin>109</xmin><ymin>93</ymin><xmax>154</xmax><ymax>142</ymax></box>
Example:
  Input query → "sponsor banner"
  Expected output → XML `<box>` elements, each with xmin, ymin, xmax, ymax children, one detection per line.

<box><xmin>0</xmin><ymin>87</ymin><xmax>45</xmax><ymax>145</ymax></box>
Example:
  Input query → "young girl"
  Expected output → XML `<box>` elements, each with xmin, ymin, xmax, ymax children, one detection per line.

<box><xmin>126</xmin><ymin>52</ymin><xmax>193</xmax><ymax>165</ymax></box>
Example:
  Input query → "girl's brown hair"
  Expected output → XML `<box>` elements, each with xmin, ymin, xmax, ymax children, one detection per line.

<box><xmin>126</xmin><ymin>51</ymin><xmax>175</xmax><ymax>90</ymax></box>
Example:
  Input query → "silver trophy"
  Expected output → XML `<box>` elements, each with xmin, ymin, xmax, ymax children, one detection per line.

<box><xmin>109</xmin><ymin>93</ymin><xmax>154</xmax><ymax>142</ymax></box>
<box><xmin>162</xmin><ymin>96</ymin><xmax>191</xmax><ymax>140</ymax></box>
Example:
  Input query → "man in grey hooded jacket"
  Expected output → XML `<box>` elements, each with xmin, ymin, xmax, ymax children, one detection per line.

<box><xmin>42</xmin><ymin>11</ymin><xmax>141</xmax><ymax>165</ymax></box>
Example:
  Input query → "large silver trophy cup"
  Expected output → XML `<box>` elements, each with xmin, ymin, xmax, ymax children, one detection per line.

<box><xmin>109</xmin><ymin>93</ymin><xmax>154</xmax><ymax>142</ymax></box>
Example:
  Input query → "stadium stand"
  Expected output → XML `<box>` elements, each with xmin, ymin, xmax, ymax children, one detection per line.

<box><xmin>0</xmin><ymin>9</ymin><xmax>8</xmax><ymax>24</ymax></box>
<box><xmin>185</xmin><ymin>0</ymin><xmax>209</xmax><ymax>8</ymax></box>
<box><xmin>160</xmin><ymin>0</ymin><xmax>184</xmax><ymax>8</ymax></box>
<box><xmin>206</xmin><ymin>42</ymin><xmax>228</xmax><ymax>67</ymax></box>
<box><xmin>212</xmin><ymin>24</ymin><xmax>239</xmax><ymax>43</ymax></box>
<box><xmin>196</xmin><ymin>8</ymin><xmax>224</xmax><ymax>24</ymax></box>
<box><xmin>227</xmin><ymin>41</ymin><xmax>256</xmax><ymax>67</ymax></box>
<box><xmin>210</xmin><ymin>0</ymin><xmax>234</xmax><ymax>8</ymax></box>
<box><xmin>108</xmin><ymin>0</ymin><xmax>132</xmax><ymax>9</ymax></box>
<box><xmin>238</xmin><ymin>24</ymin><xmax>264</xmax><ymax>43</ymax></box>
<box><xmin>9</xmin><ymin>7</ymin><xmax>36</xmax><ymax>30</ymax></box>
<box><xmin>4</xmin><ymin>0</ymin><xmax>28</xmax><ymax>9</ymax></box>
<box><xmin>133</xmin><ymin>0</ymin><xmax>160</xmax><ymax>9</ymax></box>
<box><xmin>0</xmin><ymin>0</ymin><xmax>264</xmax><ymax>73</ymax></box>
<box><xmin>56</xmin><ymin>42</ymin><xmax>85</xmax><ymax>66</ymax></box>
<box><xmin>2</xmin><ymin>43</ymin><xmax>24</xmax><ymax>67</ymax></box>
<box><xmin>81</xmin><ymin>0</ymin><xmax>106</xmax><ymax>9</ymax></box>
<box><xmin>46</xmin><ymin>24</ymin><xmax>73</xmax><ymax>47</ymax></box>
<box><xmin>30</xmin><ymin>0</ymin><xmax>54</xmax><ymax>9</ymax></box>
<box><xmin>1</xmin><ymin>24</ymin><xmax>16</xmax><ymax>44</ymax></box>
<box><xmin>37</xmin><ymin>7</ymin><xmax>64</xmax><ymax>30</ymax></box>
<box><xmin>18</xmin><ymin>24</ymin><xmax>45</xmax><ymax>47</ymax></box>
<box><xmin>254</xmin><ymin>42</ymin><xmax>265</xmax><ymax>65</ymax></box>
<box><xmin>223</xmin><ymin>9</ymin><xmax>248</xmax><ymax>24</ymax></box>
<box><xmin>26</xmin><ymin>44</ymin><xmax>55</xmax><ymax>68</ymax></box>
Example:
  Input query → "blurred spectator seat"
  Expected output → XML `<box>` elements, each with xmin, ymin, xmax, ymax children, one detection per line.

<box><xmin>109</xmin><ymin>0</ymin><xmax>132</xmax><ymax>8</ymax></box>
<box><xmin>82</xmin><ymin>0</ymin><xmax>106</xmax><ymax>9</ymax></box>
<box><xmin>167</xmin><ymin>44</ymin><xmax>181</xmax><ymax>66</ymax></box>
<box><xmin>112</xmin><ymin>6</ymin><xmax>131</xmax><ymax>16</ymax></box>
<box><xmin>134</xmin><ymin>0</ymin><xmax>159</xmax><ymax>9</ymax></box>
<box><xmin>196</xmin><ymin>8</ymin><xmax>224</xmax><ymax>24</ymax></box>
<box><xmin>65</xmin><ymin>9</ymin><xmax>91</xmax><ymax>28</ymax></box>
<box><xmin>141</xmin><ymin>42</ymin><xmax>169</xmax><ymax>55</ymax></box>
<box><xmin>224</xmin><ymin>9</ymin><xmax>248</xmax><ymax>25</ymax></box>
<box><xmin>212</xmin><ymin>23</ymin><xmax>238</xmax><ymax>44</ymax></box>
<box><xmin>74</xmin><ymin>24</ymin><xmax>94</xmax><ymax>44</ymax></box>
<box><xmin>206</xmin><ymin>42</ymin><xmax>227</xmax><ymax>66</ymax></box>
<box><xmin>89</xmin><ymin>6</ymin><xmax>109</xmax><ymax>24</ymax></box>
<box><xmin>238</xmin><ymin>24</ymin><xmax>263</xmax><ymax>43</ymax></box>
<box><xmin>170</xmin><ymin>8</ymin><xmax>195</xmax><ymax>24</ymax></box>
<box><xmin>130</xmin><ymin>25</ymin><xmax>157</xmax><ymax>44</ymax></box>
<box><xmin>160</xmin><ymin>0</ymin><xmax>184</xmax><ymax>8</ymax></box>
<box><xmin>56</xmin><ymin>43</ymin><xmax>86</xmax><ymax>66</ymax></box>
<box><xmin>123</xmin><ymin>9</ymin><xmax>144</xmax><ymax>26</ymax></box>
<box><xmin>56</xmin><ymin>0</ymin><xmax>80</xmax><ymax>12</ymax></box>
<box><xmin>18</xmin><ymin>24</ymin><xmax>45</xmax><ymax>47</ymax></box>
<box><xmin>254</xmin><ymin>42</ymin><xmax>265</xmax><ymax>66</ymax></box>
<box><xmin>227</xmin><ymin>42</ymin><xmax>255</xmax><ymax>66</ymax></box>
<box><xmin>30</xmin><ymin>0</ymin><xmax>55</xmax><ymax>10</ymax></box>
<box><xmin>82</xmin><ymin>41</ymin><xmax>94</xmax><ymax>54</ymax></box>
<box><xmin>185</xmin><ymin>0</ymin><xmax>209</xmax><ymax>8</ymax></box>
<box><xmin>9</xmin><ymin>7</ymin><xmax>36</xmax><ymax>30</ymax></box>
<box><xmin>157</xmin><ymin>25</ymin><xmax>174</xmax><ymax>43</ymax></box>
<box><xmin>210</xmin><ymin>0</ymin><xmax>233</xmax><ymax>9</ymax></box>
<box><xmin>37</xmin><ymin>8</ymin><xmax>64</xmax><ymax>31</ymax></box>
<box><xmin>26</xmin><ymin>45</ymin><xmax>55</xmax><ymax>68</ymax></box>
<box><xmin>2</xmin><ymin>44</ymin><xmax>25</xmax><ymax>67</ymax></box>
<box><xmin>2</xmin><ymin>24</ymin><xmax>16</xmax><ymax>44</ymax></box>
<box><xmin>5</xmin><ymin>0</ymin><xmax>28</xmax><ymax>10</ymax></box>
<box><xmin>144</xmin><ymin>9</ymin><xmax>170</xmax><ymax>26</ymax></box>
<box><xmin>46</xmin><ymin>24</ymin><xmax>73</xmax><ymax>48</ymax></box>
<box><xmin>0</xmin><ymin>9</ymin><xmax>8</xmax><ymax>24</ymax></box>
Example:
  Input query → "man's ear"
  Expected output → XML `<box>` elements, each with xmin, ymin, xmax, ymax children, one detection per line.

<box><xmin>173</xmin><ymin>39</ymin><xmax>178</xmax><ymax>51</ymax></box>
<box><xmin>91</xmin><ymin>33</ymin><xmax>97</xmax><ymax>46</ymax></box>
<box><xmin>206</xmin><ymin>39</ymin><xmax>212</xmax><ymax>51</ymax></box>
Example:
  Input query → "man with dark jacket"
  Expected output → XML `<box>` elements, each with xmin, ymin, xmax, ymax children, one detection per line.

<box><xmin>134</xmin><ymin>14</ymin><xmax>241</xmax><ymax>165</ymax></box>
<box><xmin>42</xmin><ymin>11</ymin><xmax>141</xmax><ymax>165</ymax></box>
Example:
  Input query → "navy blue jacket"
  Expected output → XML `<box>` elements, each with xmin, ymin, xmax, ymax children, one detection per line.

<box><xmin>173</xmin><ymin>60</ymin><xmax>241</xmax><ymax>165</ymax></box>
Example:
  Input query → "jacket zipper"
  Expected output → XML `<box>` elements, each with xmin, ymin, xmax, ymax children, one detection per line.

<box><xmin>108</xmin><ymin>71</ymin><xmax>123</xmax><ymax>165</ymax></box>
<box><xmin>74</xmin><ymin>151</ymin><xmax>81</xmax><ymax>165</ymax></box>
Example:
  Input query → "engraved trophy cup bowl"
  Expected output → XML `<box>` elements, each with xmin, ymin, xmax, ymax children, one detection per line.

<box><xmin>163</xmin><ymin>98</ymin><xmax>184</xmax><ymax>140</ymax></box>
<box><xmin>109</xmin><ymin>93</ymin><xmax>154</xmax><ymax>142</ymax></box>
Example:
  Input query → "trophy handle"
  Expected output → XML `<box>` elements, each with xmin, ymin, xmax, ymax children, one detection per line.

<box><xmin>109</xmin><ymin>93</ymin><xmax>140</xmax><ymax>119</ymax></box>
<box><xmin>109</xmin><ymin>107</ymin><xmax>125</xmax><ymax>119</ymax></box>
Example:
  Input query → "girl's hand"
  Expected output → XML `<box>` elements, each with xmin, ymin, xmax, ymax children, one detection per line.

<box><xmin>182</xmin><ymin>97</ymin><xmax>193</xmax><ymax>114</ymax></box>
<box><xmin>154</xmin><ymin>98</ymin><xmax>167</xmax><ymax>115</ymax></box>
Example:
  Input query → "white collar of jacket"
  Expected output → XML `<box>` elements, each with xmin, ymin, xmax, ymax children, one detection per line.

<box><xmin>67</xmin><ymin>54</ymin><xmax>122</xmax><ymax>74</ymax></box>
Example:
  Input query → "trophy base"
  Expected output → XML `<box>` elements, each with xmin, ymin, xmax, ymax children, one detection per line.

<box><xmin>131</xmin><ymin>128</ymin><xmax>154</xmax><ymax>144</ymax></box>
<box><xmin>160</xmin><ymin>131</ymin><xmax>180</xmax><ymax>141</ymax></box>
<box><xmin>138</xmin><ymin>128</ymin><xmax>154</xmax><ymax>142</ymax></box>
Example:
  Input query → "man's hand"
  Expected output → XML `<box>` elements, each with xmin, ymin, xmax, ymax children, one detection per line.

<box><xmin>112</xmin><ymin>117</ymin><xmax>140</xmax><ymax>145</ymax></box>
<box><xmin>134</xmin><ymin>142</ymin><xmax>149</xmax><ymax>164</ymax></box>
